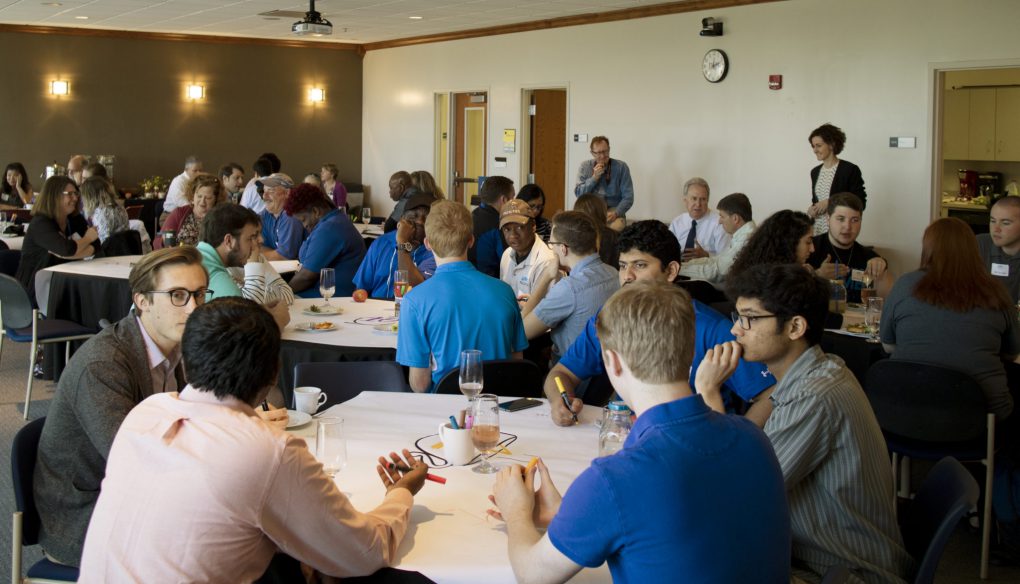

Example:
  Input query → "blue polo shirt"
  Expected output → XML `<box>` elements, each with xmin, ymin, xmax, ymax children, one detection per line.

<box><xmin>558</xmin><ymin>299</ymin><xmax>774</xmax><ymax>404</ymax></box>
<box><xmin>352</xmin><ymin>230</ymin><xmax>436</xmax><ymax>299</ymax></box>
<box><xmin>396</xmin><ymin>261</ymin><xmax>528</xmax><ymax>389</ymax></box>
<box><xmin>295</xmin><ymin>209</ymin><xmax>366</xmax><ymax>298</ymax></box>
<box><xmin>548</xmin><ymin>395</ymin><xmax>790</xmax><ymax>583</ymax></box>
<box><xmin>260</xmin><ymin>209</ymin><xmax>305</xmax><ymax>260</ymax></box>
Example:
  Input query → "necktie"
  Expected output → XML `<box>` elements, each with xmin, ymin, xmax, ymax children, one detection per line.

<box><xmin>684</xmin><ymin>220</ymin><xmax>698</xmax><ymax>250</ymax></box>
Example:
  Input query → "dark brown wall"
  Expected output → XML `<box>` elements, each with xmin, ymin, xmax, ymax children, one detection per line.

<box><xmin>0</xmin><ymin>30</ymin><xmax>362</xmax><ymax>191</ymax></box>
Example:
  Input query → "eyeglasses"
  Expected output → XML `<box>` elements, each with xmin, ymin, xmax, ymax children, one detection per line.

<box><xmin>731</xmin><ymin>312</ymin><xmax>779</xmax><ymax>330</ymax></box>
<box><xmin>61</xmin><ymin>189</ymin><xmax>79</xmax><ymax>197</ymax></box>
<box><xmin>547</xmin><ymin>240</ymin><xmax>569</xmax><ymax>251</ymax></box>
<box><xmin>590</xmin><ymin>149</ymin><xmax>609</xmax><ymax>156</ymax></box>
<box><xmin>150</xmin><ymin>288</ymin><xmax>213</xmax><ymax>307</ymax></box>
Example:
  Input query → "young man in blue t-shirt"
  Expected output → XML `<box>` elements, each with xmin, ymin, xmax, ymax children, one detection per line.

<box><xmin>489</xmin><ymin>281</ymin><xmax>791</xmax><ymax>583</ymax></box>
<box><xmin>544</xmin><ymin>219</ymin><xmax>775</xmax><ymax>427</ymax></box>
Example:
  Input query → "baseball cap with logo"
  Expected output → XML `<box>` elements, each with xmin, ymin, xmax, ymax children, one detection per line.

<box><xmin>499</xmin><ymin>199</ymin><xmax>532</xmax><ymax>229</ymax></box>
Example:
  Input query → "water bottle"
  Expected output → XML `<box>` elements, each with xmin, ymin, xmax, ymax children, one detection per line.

<box><xmin>828</xmin><ymin>279</ymin><xmax>847</xmax><ymax>314</ymax></box>
<box><xmin>598</xmin><ymin>401</ymin><xmax>632</xmax><ymax>458</ymax></box>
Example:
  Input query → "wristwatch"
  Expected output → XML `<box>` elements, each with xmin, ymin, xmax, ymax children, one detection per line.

<box><xmin>396</xmin><ymin>241</ymin><xmax>414</xmax><ymax>253</ymax></box>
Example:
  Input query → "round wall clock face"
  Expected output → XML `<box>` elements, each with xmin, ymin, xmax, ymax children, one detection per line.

<box><xmin>702</xmin><ymin>49</ymin><xmax>729</xmax><ymax>83</ymax></box>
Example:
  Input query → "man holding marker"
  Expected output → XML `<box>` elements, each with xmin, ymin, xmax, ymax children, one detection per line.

<box><xmin>489</xmin><ymin>282</ymin><xmax>790</xmax><ymax>583</ymax></box>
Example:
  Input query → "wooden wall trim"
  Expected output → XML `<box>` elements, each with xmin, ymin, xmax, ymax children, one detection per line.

<box><xmin>361</xmin><ymin>0</ymin><xmax>786</xmax><ymax>51</ymax></box>
<box><xmin>0</xmin><ymin>23</ymin><xmax>362</xmax><ymax>51</ymax></box>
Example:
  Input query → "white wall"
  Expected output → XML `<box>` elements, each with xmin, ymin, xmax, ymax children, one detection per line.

<box><xmin>362</xmin><ymin>0</ymin><xmax>1020</xmax><ymax>271</ymax></box>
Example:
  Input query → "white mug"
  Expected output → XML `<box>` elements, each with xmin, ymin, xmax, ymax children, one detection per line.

<box><xmin>294</xmin><ymin>386</ymin><xmax>327</xmax><ymax>414</ymax></box>
<box><xmin>438</xmin><ymin>422</ymin><xmax>476</xmax><ymax>466</ymax></box>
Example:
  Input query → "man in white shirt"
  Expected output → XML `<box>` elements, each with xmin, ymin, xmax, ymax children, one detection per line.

<box><xmin>79</xmin><ymin>297</ymin><xmax>427</xmax><ymax>582</ymax></box>
<box><xmin>680</xmin><ymin>193</ymin><xmax>755</xmax><ymax>284</ymax></box>
<box><xmin>162</xmin><ymin>155</ymin><xmax>203</xmax><ymax>214</ymax></box>
<box><xmin>668</xmin><ymin>177</ymin><xmax>730</xmax><ymax>261</ymax></box>
<box><xmin>499</xmin><ymin>199</ymin><xmax>559</xmax><ymax>316</ymax></box>
<box><xmin>240</xmin><ymin>155</ymin><xmax>279</xmax><ymax>214</ymax></box>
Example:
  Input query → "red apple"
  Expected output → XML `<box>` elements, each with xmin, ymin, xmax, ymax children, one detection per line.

<box><xmin>352</xmin><ymin>289</ymin><xmax>368</xmax><ymax>303</ymax></box>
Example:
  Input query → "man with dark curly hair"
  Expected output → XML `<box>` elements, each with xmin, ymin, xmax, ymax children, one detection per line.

<box><xmin>284</xmin><ymin>183</ymin><xmax>365</xmax><ymax>297</ymax></box>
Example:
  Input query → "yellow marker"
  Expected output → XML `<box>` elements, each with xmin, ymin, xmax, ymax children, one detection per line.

<box><xmin>525</xmin><ymin>457</ymin><xmax>539</xmax><ymax>474</ymax></box>
<box><xmin>555</xmin><ymin>376</ymin><xmax>579</xmax><ymax>423</ymax></box>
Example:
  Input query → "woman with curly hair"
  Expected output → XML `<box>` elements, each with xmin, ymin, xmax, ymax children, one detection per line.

<box><xmin>727</xmin><ymin>210</ymin><xmax>814</xmax><ymax>283</ymax></box>
<box><xmin>808</xmin><ymin>123</ymin><xmax>867</xmax><ymax>234</ymax></box>
<box><xmin>156</xmin><ymin>174</ymin><xmax>225</xmax><ymax>248</ymax></box>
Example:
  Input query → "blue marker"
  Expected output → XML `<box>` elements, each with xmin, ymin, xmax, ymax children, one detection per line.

<box><xmin>448</xmin><ymin>415</ymin><xmax>460</xmax><ymax>430</ymax></box>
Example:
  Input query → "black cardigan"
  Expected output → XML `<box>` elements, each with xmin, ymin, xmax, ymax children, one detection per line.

<box><xmin>810</xmin><ymin>159</ymin><xmax>867</xmax><ymax>209</ymax></box>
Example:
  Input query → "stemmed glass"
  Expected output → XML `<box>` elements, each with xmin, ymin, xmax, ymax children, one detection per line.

<box><xmin>865</xmin><ymin>297</ymin><xmax>884</xmax><ymax>344</ymax></box>
<box><xmin>316</xmin><ymin>417</ymin><xmax>347</xmax><ymax>478</ymax></box>
<box><xmin>471</xmin><ymin>394</ymin><xmax>500</xmax><ymax>474</ymax></box>
<box><xmin>361</xmin><ymin>207</ymin><xmax>372</xmax><ymax>225</ymax></box>
<box><xmin>459</xmin><ymin>350</ymin><xmax>483</xmax><ymax>403</ymax></box>
<box><xmin>319</xmin><ymin>268</ymin><xmax>335</xmax><ymax>306</ymax></box>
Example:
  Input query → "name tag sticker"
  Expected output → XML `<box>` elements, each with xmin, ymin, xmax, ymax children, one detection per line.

<box><xmin>993</xmin><ymin>263</ymin><xmax>1010</xmax><ymax>277</ymax></box>
<box><xmin>851</xmin><ymin>269</ymin><xmax>865</xmax><ymax>283</ymax></box>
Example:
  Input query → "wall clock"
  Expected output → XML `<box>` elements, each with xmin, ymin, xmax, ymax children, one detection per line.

<box><xmin>702</xmin><ymin>49</ymin><xmax>729</xmax><ymax>83</ymax></box>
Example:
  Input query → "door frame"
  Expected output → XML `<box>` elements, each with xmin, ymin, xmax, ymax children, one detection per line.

<box><xmin>434</xmin><ymin>88</ymin><xmax>491</xmax><ymax>206</ymax></box>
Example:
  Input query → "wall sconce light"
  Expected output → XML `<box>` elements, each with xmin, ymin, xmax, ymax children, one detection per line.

<box><xmin>50</xmin><ymin>80</ymin><xmax>70</xmax><ymax>96</ymax></box>
<box><xmin>186</xmin><ymin>84</ymin><xmax>205</xmax><ymax>100</ymax></box>
<box><xmin>308</xmin><ymin>87</ymin><xmax>325</xmax><ymax>103</ymax></box>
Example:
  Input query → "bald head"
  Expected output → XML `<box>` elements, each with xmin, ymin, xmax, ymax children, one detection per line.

<box><xmin>67</xmin><ymin>155</ymin><xmax>87</xmax><ymax>186</ymax></box>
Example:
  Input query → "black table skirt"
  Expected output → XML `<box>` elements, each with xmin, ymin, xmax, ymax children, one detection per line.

<box><xmin>278</xmin><ymin>340</ymin><xmax>397</xmax><ymax>407</ymax></box>
<box><xmin>820</xmin><ymin>331</ymin><xmax>889</xmax><ymax>386</ymax></box>
<box><xmin>43</xmin><ymin>273</ymin><xmax>133</xmax><ymax>380</ymax></box>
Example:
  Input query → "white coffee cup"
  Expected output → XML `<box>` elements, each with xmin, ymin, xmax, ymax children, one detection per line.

<box><xmin>294</xmin><ymin>386</ymin><xmax>327</xmax><ymax>414</ymax></box>
<box><xmin>438</xmin><ymin>422</ymin><xmax>476</xmax><ymax>466</ymax></box>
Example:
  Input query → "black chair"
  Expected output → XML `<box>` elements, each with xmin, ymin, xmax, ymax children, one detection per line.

<box><xmin>434</xmin><ymin>359</ymin><xmax>544</xmax><ymax>398</ymax></box>
<box><xmin>676</xmin><ymin>277</ymin><xmax>728</xmax><ymax>306</ymax></box>
<box><xmin>864</xmin><ymin>360</ymin><xmax>994</xmax><ymax>579</ymax></box>
<box><xmin>0</xmin><ymin>274</ymin><xmax>97</xmax><ymax>419</ymax></box>
<box><xmin>901</xmin><ymin>457</ymin><xmax>980</xmax><ymax>584</ymax></box>
<box><xmin>292</xmin><ymin>361</ymin><xmax>410</xmax><ymax>408</ymax></box>
<box><xmin>11</xmin><ymin>417</ymin><xmax>80</xmax><ymax>582</ymax></box>
<box><xmin>0</xmin><ymin>249</ymin><xmax>21</xmax><ymax>277</ymax></box>
<box><xmin>819</xmin><ymin>566</ymin><xmax>851</xmax><ymax>584</ymax></box>
<box><xmin>97</xmin><ymin>229</ymin><xmax>143</xmax><ymax>257</ymax></box>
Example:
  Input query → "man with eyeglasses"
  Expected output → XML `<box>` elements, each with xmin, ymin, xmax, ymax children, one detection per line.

<box><xmin>694</xmin><ymin>264</ymin><xmax>911</xmax><ymax>583</ymax></box>
<box><xmin>34</xmin><ymin>247</ymin><xmax>221</xmax><ymax>568</ymax></box>
<box><xmin>543</xmin><ymin>220</ymin><xmax>774</xmax><ymax>427</ymax></box>
<box><xmin>574</xmin><ymin>136</ymin><xmax>633</xmax><ymax>232</ymax></box>
<box><xmin>498</xmin><ymin>199</ymin><xmax>558</xmax><ymax>315</ymax></box>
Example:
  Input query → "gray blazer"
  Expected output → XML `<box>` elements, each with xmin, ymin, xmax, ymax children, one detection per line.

<box><xmin>33</xmin><ymin>313</ymin><xmax>186</xmax><ymax>566</ymax></box>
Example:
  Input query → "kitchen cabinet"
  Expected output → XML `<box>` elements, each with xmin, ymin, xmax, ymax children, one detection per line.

<box><xmin>942</xmin><ymin>89</ymin><xmax>970</xmax><ymax>160</ymax></box>
<box><xmin>968</xmin><ymin>88</ymin><xmax>996</xmax><ymax>160</ymax></box>
<box><xmin>996</xmin><ymin>87</ymin><xmax>1020</xmax><ymax>161</ymax></box>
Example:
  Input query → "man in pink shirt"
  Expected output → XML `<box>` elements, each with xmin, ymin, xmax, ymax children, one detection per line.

<box><xmin>79</xmin><ymin>297</ymin><xmax>427</xmax><ymax>582</ymax></box>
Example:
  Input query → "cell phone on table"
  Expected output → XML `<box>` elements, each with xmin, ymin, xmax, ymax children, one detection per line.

<box><xmin>499</xmin><ymin>398</ymin><xmax>543</xmax><ymax>412</ymax></box>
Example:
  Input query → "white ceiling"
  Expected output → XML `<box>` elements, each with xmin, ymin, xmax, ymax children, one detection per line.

<box><xmin>0</xmin><ymin>0</ymin><xmax>668</xmax><ymax>45</ymax></box>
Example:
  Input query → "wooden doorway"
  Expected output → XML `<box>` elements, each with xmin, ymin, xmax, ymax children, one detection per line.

<box><xmin>447</xmin><ymin>92</ymin><xmax>487</xmax><ymax>206</ymax></box>
<box><xmin>524</xmin><ymin>88</ymin><xmax>567</xmax><ymax>216</ymax></box>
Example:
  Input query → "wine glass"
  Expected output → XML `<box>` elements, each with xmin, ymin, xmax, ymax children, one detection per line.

<box><xmin>319</xmin><ymin>268</ymin><xmax>335</xmax><ymax>306</ymax></box>
<box><xmin>459</xmin><ymin>350</ymin><xmax>483</xmax><ymax>402</ymax></box>
<box><xmin>361</xmin><ymin>207</ymin><xmax>372</xmax><ymax>225</ymax></box>
<box><xmin>316</xmin><ymin>417</ymin><xmax>347</xmax><ymax>478</ymax></box>
<box><xmin>865</xmin><ymin>297</ymin><xmax>884</xmax><ymax>344</ymax></box>
<box><xmin>471</xmin><ymin>394</ymin><xmax>500</xmax><ymax>474</ymax></box>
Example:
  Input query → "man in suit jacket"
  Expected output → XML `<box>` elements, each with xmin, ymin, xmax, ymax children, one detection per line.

<box><xmin>32</xmin><ymin>247</ymin><xmax>208</xmax><ymax>567</ymax></box>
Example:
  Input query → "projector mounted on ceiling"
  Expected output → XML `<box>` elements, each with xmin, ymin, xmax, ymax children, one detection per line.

<box><xmin>292</xmin><ymin>0</ymin><xmax>332</xmax><ymax>36</ymax></box>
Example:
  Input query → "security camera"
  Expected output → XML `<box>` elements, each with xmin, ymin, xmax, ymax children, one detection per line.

<box><xmin>700</xmin><ymin>17</ymin><xmax>723</xmax><ymax>37</ymax></box>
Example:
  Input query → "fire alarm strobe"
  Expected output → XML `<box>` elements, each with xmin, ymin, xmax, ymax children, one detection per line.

<box><xmin>769</xmin><ymin>75</ymin><xmax>783</xmax><ymax>90</ymax></box>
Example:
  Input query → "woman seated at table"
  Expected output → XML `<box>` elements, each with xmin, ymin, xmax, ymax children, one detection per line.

<box><xmin>16</xmin><ymin>176</ymin><xmax>99</xmax><ymax>306</ymax></box>
<box><xmin>574</xmin><ymin>193</ymin><xmax>619</xmax><ymax>268</ymax></box>
<box><xmin>80</xmin><ymin>176</ymin><xmax>130</xmax><ymax>243</ymax></box>
<box><xmin>517</xmin><ymin>184</ymin><xmax>551</xmax><ymax>243</ymax></box>
<box><xmin>156</xmin><ymin>174</ymin><xmax>224</xmax><ymax>249</ymax></box>
<box><xmin>2</xmin><ymin>162</ymin><xmax>33</xmax><ymax>209</ymax></box>
<box><xmin>880</xmin><ymin>217</ymin><xmax>1020</xmax><ymax>422</ymax></box>
<box><xmin>410</xmin><ymin>170</ymin><xmax>445</xmax><ymax>200</ymax></box>
<box><xmin>321</xmin><ymin>163</ymin><xmax>349</xmax><ymax>209</ymax></box>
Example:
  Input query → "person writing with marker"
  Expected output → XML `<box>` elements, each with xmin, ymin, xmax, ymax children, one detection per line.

<box><xmin>488</xmin><ymin>281</ymin><xmax>790</xmax><ymax>583</ymax></box>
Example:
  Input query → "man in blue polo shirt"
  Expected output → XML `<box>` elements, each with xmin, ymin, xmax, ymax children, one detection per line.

<box><xmin>544</xmin><ymin>220</ymin><xmax>775</xmax><ymax>426</ymax></box>
<box><xmin>489</xmin><ymin>281</ymin><xmax>790</xmax><ymax>583</ymax></box>
<box><xmin>257</xmin><ymin>173</ymin><xmax>305</xmax><ymax>261</ymax></box>
<box><xmin>353</xmin><ymin>192</ymin><xmax>436</xmax><ymax>299</ymax></box>
<box><xmin>283</xmin><ymin>183</ymin><xmax>365</xmax><ymax>298</ymax></box>
<box><xmin>397</xmin><ymin>200</ymin><xmax>527</xmax><ymax>392</ymax></box>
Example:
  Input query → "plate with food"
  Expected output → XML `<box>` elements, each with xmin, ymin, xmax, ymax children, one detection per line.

<box><xmin>844</xmin><ymin>323</ymin><xmax>872</xmax><ymax>336</ymax></box>
<box><xmin>301</xmin><ymin>303</ymin><xmax>343</xmax><ymax>316</ymax></box>
<box><xmin>286</xmin><ymin>410</ymin><xmax>312</xmax><ymax>429</ymax></box>
<box><xmin>373</xmin><ymin>323</ymin><xmax>399</xmax><ymax>336</ymax></box>
<box><xmin>294</xmin><ymin>321</ymin><xmax>338</xmax><ymax>333</ymax></box>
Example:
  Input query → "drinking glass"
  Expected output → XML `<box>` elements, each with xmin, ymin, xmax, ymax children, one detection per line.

<box><xmin>316</xmin><ymin>417</ymin><xmax>347</xmax><ymax>477</ymax></box>
<box><xmin>0</xmin><ymin>212</ymin><xmax>7</xmax><ymax>231</ymax></box>
<box><xmin>319</xmin><ymin>268</ymin><xmax>335</xmax><ymax>305</ymax></box>
<box><xmin>459</xmin><ymin>349</ymin><xmax>483</xmax><ymax>402</ymax></box>
<box><xmin>393</xmin><ymin>269</ymin><xmax>409</xmax><ymax>301</ymax></box>
<box><xmin>361</xmin><ymin>207</ymin><xmax>372</xmax><ymax>225</ymax></box>
<box><xmin>865</xmin><ymin>297</ymin><xmax>884</xmax><ymax>344</ymax></box>
<box><xmin>471</xmin><ymin>394</ymin><xmax>500</xmax><ymax>474</ymax></box>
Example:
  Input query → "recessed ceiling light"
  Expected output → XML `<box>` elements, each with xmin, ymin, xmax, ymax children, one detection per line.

<box><xmin>409</xmin><ymin>16</ymin><xmax>423</xmax><ymax>20</ymax></box>
<box><xmin>74</xmin><ymin>15</ymin><xmax>89</xmax><ymax>20</ymax></box>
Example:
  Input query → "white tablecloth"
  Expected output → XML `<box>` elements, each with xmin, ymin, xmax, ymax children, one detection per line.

<box><xmin>2</xmin><ymin>235</ymin><xmax>22</xmax><ymax>250</ymax></box>
<box><xmin>354</xmin><ymin>223</ymin><xmax>384</xmax><ymax>237</ymax></box>
<box><xmin>290</xmin><ymin>392</ymin><xmax>609</xmax><ymax>583</ymax></box>
<box><xmin>284</xmin><ymin>297</ymin><xmax>398</xmax><ymax>349</ymax></box>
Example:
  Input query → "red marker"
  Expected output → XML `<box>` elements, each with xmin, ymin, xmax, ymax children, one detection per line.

<box><xmin>389</xmin><ymin>462</ymin><xmax>446</xmax><ymax>485</ymax></box>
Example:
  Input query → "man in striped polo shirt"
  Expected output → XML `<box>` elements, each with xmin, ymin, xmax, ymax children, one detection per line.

<box><xmin>695</xmin><ymin>264</ymin><xmax>913</xmax><ymax>583</ymax></box>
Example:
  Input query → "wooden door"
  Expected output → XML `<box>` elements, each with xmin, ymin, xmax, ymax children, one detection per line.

<box><xmin>968</xmin><ymin>88</ymin><xmax>996</xmax><ymax>160</ymax></box>
<box><xmin>996</xmin><ymin>87</ymin><xmax>1020</xmax><ymax>161</ymax></box>
<box><xmin>942</xmin><ymin>89</ymin><xmax>969</xmax><ymax>160</ymax></box>
<box><xmin>529</xmin><ymin>89</ymin><xmax>567</xmax><ymax>216</ymax></box>
<box><xmin>453</xmin><ymin>92</ymin><xmax>487</xmax><ymax>205</ymax></box>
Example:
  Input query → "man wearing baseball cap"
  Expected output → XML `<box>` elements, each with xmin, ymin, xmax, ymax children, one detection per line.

<box><xmin>353</xmin><ymin>192</ymin><xmax>437</xmax><ymax>299</ymax></box>
<box><xmin>499</xmin><ymin>199</ymin><xmax>559</xmax><ymax>316</ymax></box>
